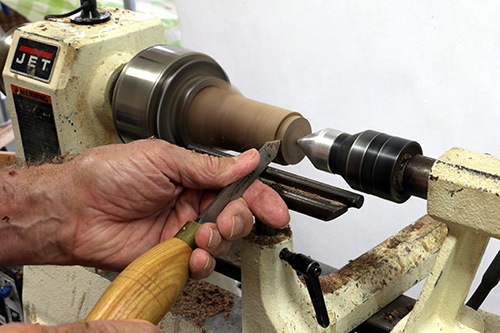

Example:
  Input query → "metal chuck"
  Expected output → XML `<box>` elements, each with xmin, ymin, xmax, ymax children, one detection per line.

<box><xmin>112</xmin><ymin>45</ymin><xmax>311</xmax><ymax>165</ymax></box>
<box><xmin>298</xmin><ymin>128</ymin><xmax>431</xmax><ymax>202</ymax></box>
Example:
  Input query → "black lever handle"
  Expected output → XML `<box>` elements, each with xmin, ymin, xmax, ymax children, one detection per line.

<box><xmin>467</xmin><ymin>249</ymin><xmax>500</xmax><ymax>310</ymax></box>
<box><xmin>279</xmin><ymin>248</ymin><xmax>330</xmax><ymax>328</ymax></box>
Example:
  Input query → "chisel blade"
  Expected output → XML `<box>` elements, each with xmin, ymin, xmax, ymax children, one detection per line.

<box><xmin>196</xmin><ymin>140</ymin><xmax>280</xmax><ymax>224</ymax></box>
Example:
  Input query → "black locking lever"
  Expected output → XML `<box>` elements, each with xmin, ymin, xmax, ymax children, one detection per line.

<box><xmin>279</xmin><ymin>248</ymin><xmax>330</xmax><ymax>328</ymax></box>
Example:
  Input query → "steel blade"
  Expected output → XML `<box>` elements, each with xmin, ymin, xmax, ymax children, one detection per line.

<box><xmin>196</xmin><ymin>140</ymin><xmax>280</xmax><ymax>224</ymax></box>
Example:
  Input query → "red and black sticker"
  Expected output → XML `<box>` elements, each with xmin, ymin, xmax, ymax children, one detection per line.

<box><xmin>11</xmin><ymin>85</ymin><xmax>60</xmax><ymax>162</ymax></box>
<box><xmin>10</xmin><ymin>37</ymin><xmax>59</xmax><ymax>82</ymax></box>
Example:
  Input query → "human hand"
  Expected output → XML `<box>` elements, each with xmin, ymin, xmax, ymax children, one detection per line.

<box><xmin>50</xmin><ymin>139</ymin><xmax>289</xmax><ymax>278</ymax></box>
<box><xmin>0</xmin><ymin>319</ymin><xmax>160</xmax><ymax>332</ymax></box>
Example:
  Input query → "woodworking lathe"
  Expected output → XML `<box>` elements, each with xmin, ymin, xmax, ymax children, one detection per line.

<box><xmin>0</xmin><ymin>3</ymin><xmax>499</xmax><ymax>333</ymax></box>
<box><xmin>299</xmin><ymin>129</ymin><xmax>500</xmax><ymax>332</ymax></box>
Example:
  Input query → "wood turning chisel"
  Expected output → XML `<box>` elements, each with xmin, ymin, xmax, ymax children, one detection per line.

<box><xmin>86</xmin><ymin>140</ymin><xmax>280</xmax><ymax>323</ymax></box>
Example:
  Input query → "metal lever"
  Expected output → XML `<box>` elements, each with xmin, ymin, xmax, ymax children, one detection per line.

<box><xmin>467</xmin><ymin>249</ymin><xmax>500</xmax><ymax>310</ymax></box>
<box><xmin>279</xmin><ymin>248</ymin><xmax>330</xmax><ymax>328</ymax></box>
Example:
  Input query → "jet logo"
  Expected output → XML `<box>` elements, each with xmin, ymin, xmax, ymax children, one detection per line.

<box><xmin>11</xmin><ymin>37</ymin><xmax>59</xmax><ymax>82</ymax></box>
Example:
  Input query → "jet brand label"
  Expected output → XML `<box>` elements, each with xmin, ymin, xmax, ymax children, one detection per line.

<box><xmin>10</xmin><ymin>37</ymin><xmax>59</xmax><ymax>82</ymax></box>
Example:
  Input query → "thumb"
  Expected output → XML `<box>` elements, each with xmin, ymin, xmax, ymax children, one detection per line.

<box><xmin>167</xmin><ymin>147</ymin><xmax>260</xmax><ymax>190</ymax></box>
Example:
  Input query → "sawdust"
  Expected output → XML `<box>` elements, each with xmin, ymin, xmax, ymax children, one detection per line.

<box><xmin>51</xmin><ymin>153</ymin><xmax>73</xmax><ymax>164</ymax></box>
<box><xmin>382</xmin><ymin>304</ymin><xmax>414</xmax><ymax>322</ymax></box>
<box><xmin>319</xmin><ymin>252</ymin><xmax>381</xmax><ymax>294</ymax></box>
<box><xmin>318</xmin><ymin>216</ymin><xmax>442</xmax><ymax>295</ymax></box>
<box><xmin>244</xmin><ymin>225</ymin><xmax>292</xmax><ymax>245</ymax></box>
<box><xmin>260</xmin><ymin>178</ymin><xmax>348</xmax><ymax>221</ymax></box>
<box><xmin>386</xmin><ymin>237</ymin><xmax>402</xmax><ymax>249</ymax></box>
<box><xmin>406</xmin><ymin>219</ymin><xmax>424</xmax><ymax>231</ymax></box>
<box><xmin>219</xmin><ymin>239</ymin><xmax>241</xmax><ymax>264</ymax></box>
<box><xmin>171</xmin><ymin>279</ymin><xmax>234</xmax><ymax>327</ymax></box>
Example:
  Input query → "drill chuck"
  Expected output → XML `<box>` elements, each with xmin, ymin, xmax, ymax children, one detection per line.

<box><xmin>298</xmin><ymin>129</ymin><xmax>424</xmax><ymax>203</ymax></box>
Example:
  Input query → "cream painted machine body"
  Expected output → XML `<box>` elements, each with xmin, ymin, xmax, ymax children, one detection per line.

<box><xmin>2</xmin><ymin>10</ymin><xmax>164</xmax><ymax>161</ymax></box>
<box><xmin>392</xmin><ymin>149</ymin><xmax>500</xmax><ymax>333</ymax></box>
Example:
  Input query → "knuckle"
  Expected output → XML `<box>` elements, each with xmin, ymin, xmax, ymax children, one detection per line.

<box><xmin>198</xmin><ymin>155</ymin><xmax>226</xmax><ymax>186</ymax></box>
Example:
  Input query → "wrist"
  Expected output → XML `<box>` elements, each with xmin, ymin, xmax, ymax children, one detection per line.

<box><xmin>0</xmin><ymin>163</ymin><xmax>75</xmax><ymax>266</ymax></box>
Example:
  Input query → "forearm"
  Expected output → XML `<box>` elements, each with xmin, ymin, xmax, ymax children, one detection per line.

<box><xmin>0</xmin><ymin>163</ymin><xmax>74</xmax><ymax>266</ymax></box>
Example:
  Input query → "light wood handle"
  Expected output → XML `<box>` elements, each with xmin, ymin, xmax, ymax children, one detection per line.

<box><xmin>0</xmin><ymin>151</ymin><xmax>16</xmax><ymax>166</ymax></box>
<box><xmin>86</xmin><ymin>237</ymin><xmax>192</xmax><ymax>324</ymax></box>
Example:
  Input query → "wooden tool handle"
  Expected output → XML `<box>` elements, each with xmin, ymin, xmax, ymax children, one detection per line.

<box><xmin>86</xmin><ymin>237</ymin><xmax>192</xmax><ymax>324</ymax></box>
<box><xmin>0</xmin><ymin>151</ymin><xmax>16</xmax><ymax>166</ymax></box>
